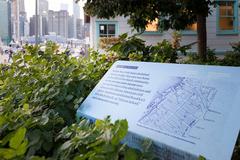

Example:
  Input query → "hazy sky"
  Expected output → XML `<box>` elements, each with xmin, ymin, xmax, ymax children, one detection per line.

<box><xmin>25</xmin><ymin>0</ymin><xmax>84</xmax><ymax>19</ymax></box>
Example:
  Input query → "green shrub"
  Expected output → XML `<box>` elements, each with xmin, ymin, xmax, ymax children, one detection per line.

<box><xmin>56</xmin><ymin>117</ymin><xmax>155</xmax><ymax>160</ymax></box>
<box><xmin>109</xmin><ymin>33</ymin><xmax>192</xmax><ymax>63</ymax></box>
<box><xmin>109</xmin><ymin>33</ymin><xmax>146</xmax><ymax>59</ymax></box>
<box><xmin>148</xmin><ymin>40</ymin><xmax>178</xmax><ymax>63</ymax></box>
<box><xmin>221</xmin><ymin>53</ymin><xmax>240</xmax><ymax>66</ymax></box>
<box><xmin>220</xmin><ymin>42</ymin><xmax>240</xmax><ymax>66</ymax></box>
<box><xmin>184</xmin><ymin>48</ymin><xmax>219</xmax><ymax>65</ymax></box>
<box><xmin>1</xmin><ymin>41</ymin><xmax>239</xmax><ymax>159</ymax></box>
<box><xmin>0</xmin><ymin>42</ymin><xmax>126</xmax><ymax>159</ymax></box>
<box><xmin>128</xmin><ymin>53</ymin><xmax>144</xmax><ymax>61</ymax></box>
<box><xmin>56</xmin><ymin>117</ymin><xmax>128</xmax><ymax>160</ymax></box>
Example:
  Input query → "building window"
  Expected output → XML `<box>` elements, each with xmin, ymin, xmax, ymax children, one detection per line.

<box><xmin>96</xmin><ymin>21</ymin><xmax>118</xmax><ymax>48</ymax></box>
<box><xmin>99</xmin><ymin>23</ymin><xmax>116</xmax><ymax>37</ymax></box>
<box><xmin>182</xmin><ymin>23</ymin><xmax>197</xmax><ymax>35</ymax></box>
<box><xmin>217</xmin><ymin>0</ymin><xmax>238</xmax><ymax>34</ymax></box>
<box><xmin>186</xmin><ymin>23</ymin><xmax>197</xmax><ymax>32</ymax></box>
<box><xmin>145</xmin><ymin>19</ymin><xmax>159</xmax><ymax>32</ymax></box>
<box><xmin>144</xmin><ymin>19</ymin><xmax>162</xmax><ymax>35</ymax></box>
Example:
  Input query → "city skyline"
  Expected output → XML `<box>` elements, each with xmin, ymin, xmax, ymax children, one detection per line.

<box><xmin>0</xmin><ymin>0</ymin><xmax>89</xmax><ymax>45</ymax></box>
<box><xmin>25</xmin><ymin>0</ymin><xmax>84</xmax><ymax>20</ymax></box>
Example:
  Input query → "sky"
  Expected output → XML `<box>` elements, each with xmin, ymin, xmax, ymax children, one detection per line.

<box><xmin>25</xmin><ymin>0</ymin><xmax>84</xmax><ymax>20</ymax></box>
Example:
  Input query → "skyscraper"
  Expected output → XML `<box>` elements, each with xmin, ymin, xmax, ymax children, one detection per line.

<box><xmin>58</xmin><ymin>10</ymin><xmax>69</xmax><ymax>38</ymax></box>
<box><xmin>0</xmin><ymin>0</ymin><xmax>12</xmax><ymax>44</ymax></box>
<box><xmin>11</xmin><ymin>0</ymin><xmax>20</xmax><ymax>41</ymax></box>
<box><xmin>29</xmin><ymin>15</ymin><xmax>36</xmax><ymax>36</ymax></box>
<box><xmin>76</xmin><ymin>18</ymin><xmax>83</xmax><ymax>39</ymax></box>
<box><xmin>73</xmin><ymin>0</ymin><xmax>80</xmax><ymax>38</ymax></box>
<box><xmin>19</xmin><ymin>0</ymin><xmax>28</xmax><ymax>38</ymax></box>
<box><xmin>48</xmin><ymin>10</ymin><xmax>69</xmax><ymax>38</ymax></box>
<box><xmin>39</xmin><ymin>0</ymin><xmax>48</xmax><ymax>16</ymax></box>
<box><xmin>11</xmin><ymin>0</ymin><xmax>28</xmax><ymax>39</ymax></box>
<box><xmin>68</xmin><ymin>15</ymin><xmax>74</xmax><ymax>38</ymax></box>
<box><xmin>19</xmin><ymin>14</ymin><xmax>26</xmax><ymax>37</ymax></box>
<box><xmin>48</xmin><ymin>10</ymin><xmax>58</xmax><ymax>35</ymax></box>
<box><xmin>39</xmin><ymin>0</ymin><xmax>49</xmax><ymax>36</ymax></box>
<box><xmin>19</xmin><ymin>0</ymin><xmax>25</xmax><ymax>13</ymax></box>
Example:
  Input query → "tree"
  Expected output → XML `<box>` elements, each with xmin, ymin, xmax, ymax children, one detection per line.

<box><xmin>80</xmin><ymin>0</ymin><xmax>215</xmax><ymax>62</ymax></box>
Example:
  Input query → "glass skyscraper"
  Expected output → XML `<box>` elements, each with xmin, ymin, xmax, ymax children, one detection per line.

<box><xmin>0</xmin><ymin>0</ymin><xmax>12</xmax><ymax>45</ymax></box>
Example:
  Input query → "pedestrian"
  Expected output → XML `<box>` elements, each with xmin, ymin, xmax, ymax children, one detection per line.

<box><xmin>66</xmin><ymin>49</ymin><xmax>70</xmax><ymax>56</ymax></box>
<box><xmin>8</xmin><ymin>49</ymin><xmax>13</xmax><ymax>63</ymax></box>
<box><xmin>80</xmin><ymin>47</ymin><xmax>85</xmax><ymax>55</ymax></box>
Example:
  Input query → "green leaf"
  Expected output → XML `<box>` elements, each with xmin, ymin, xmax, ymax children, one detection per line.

<box><xmin>0</xmin><ymin>80</ymin><xmax>4</xmax><ymax>85</ymax></box>
<box><xmin>0</xmin><ymin>148</ymin><xmax>16</xmax><ymax>159</ymax></box>
<box><xmin>65</xmin><ymin>94</ymin><xmax>74</xmax><ymax>102</ymax></box>
<box><xmin>65</xmin><ymin>78</ymin><xmax>72</xmax><ymax>85</ymax></box>
<box><xmin>27</xmin><ymin>129</ymin><xmax>41</xmax><ymax>147</ymax></box>
<box><xmin>24</xmin><ymin>55</ymin><xmax>32</xmax><ymax>61</ymax></box>
<box><xmin>95</xmin><ymin>144</ymin><xmax>115</xmax><ymax>153</ymax></box>
<box><xmin>111</xmin><ymin>120</ymin><xmax>128</xmax><ymax>145</ymax></box>
<box><xmin>16</xmin><ymin>139</ymin><xmax>28</xmax><ymax>156</ymax></box>
<box><xmin>198</xmin><ymin>155</ymin><xmax>206</xmax><ymax>160</ymax></box>
<box><xmin>119</xmin><ymin>33</ymin><xmax>128</xmax><ymax>40</ymax></box>
<box><xmin>95</xmin><ymin>119</ymin><xmax>104</xmax><ymax>129</ymax></box>
<box><xmin>73</xmin><ymin>155</ymin><xmax>86</xmax><ymax>160</ymax></box>
<box><xmin>0</xmin><ymin>116</ymin><xmax>6</xmax><ymax>128</ymax></box>
<box><xmin>0</xmin><ymin>132</ymin><xmax>15</xmax><ymax>146</ymax></box>
<box><xmin>30</xmin><ymin>156</ymin><xmax>46</xmax><ymax>160</ymax></box>
<box><xmin>59</xmin><ymin>140</ymin><xmax>72</xmax><ymax>151</ymax></box>
<box><xmin>23</xmin><ymin>103</ymin><xmax>30</xmax><ymax>111</ymax></box>
<box><xmin>124</xmin><ymin>148</ymin><xmax>138</xmax><ymax>160</ymax></box>
<box><xmin>9</xmin><ymin>127</ymin><xmax>27</xmax><ymax>149</ymax></box>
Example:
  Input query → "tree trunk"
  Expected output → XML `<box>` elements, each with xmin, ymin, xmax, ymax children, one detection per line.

<box><xmin>197</xmin><ymin>15</ymin><xmax>207</xmax><ymax>62</ymax></box>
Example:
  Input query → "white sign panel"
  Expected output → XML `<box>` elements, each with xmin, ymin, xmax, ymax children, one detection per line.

<box><xmin>77</xmin><ymin>61</ymin><xmax>240</xmax><ymax>160</ymax></box>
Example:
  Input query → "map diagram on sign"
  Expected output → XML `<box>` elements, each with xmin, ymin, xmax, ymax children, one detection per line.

<box><xmin>138</xmin><ymin>77</ymin><xmax>218</xmax><ymax>143</ymax></box>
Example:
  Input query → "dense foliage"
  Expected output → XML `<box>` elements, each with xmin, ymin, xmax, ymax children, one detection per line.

<box><xmin>0</xmin><ymin>39</ymin><xmax>239</xmax><ymax>159</ymax></box>
<box><xmin>57</xmin><ymin>117</ymin><xmax>155</xmax><ymax>160</ymax></box>
<box><xmin>184</xmin><ymin>42</ymin><xmax>240</xmax><ymax>66</ymax></box>
<box><xmin>0</xmin><ymin>42</ymin><xmax>138</xmax><ymax>159</ymax></box>
<box><xmin>183</xmin><ymin>48</ymin><xmax>219</xmax><ymax>65</ymax></box>
<box><xmin>221</xmin><ymin>42</ymin><xmax>240</xmax><ymax>66</ymax></box>
<box><xmin>109</xmin><ymin>33</ymin><xmax>193</xmax><ymax>63</ymax></box>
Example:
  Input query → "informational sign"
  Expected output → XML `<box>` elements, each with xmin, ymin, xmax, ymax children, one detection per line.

<box><xmin>77</xmin><ymin>61</ymin><xmax>240</xmax><ymax>160</ymax></box>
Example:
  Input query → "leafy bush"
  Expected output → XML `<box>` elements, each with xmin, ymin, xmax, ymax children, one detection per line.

<box><xmin>109</xmin><ymin>33</ymin><xmax>147</xmax><ymax>59</ymax></box>
<box><xmin>109</xmin><ymin>33</ymin><xmax>192</xmax><ymax>63</ymax></box>
<box><xmin>221</xmin><ymin>42</ymin><xmax>240</xmax><ymax>66</ymax></box>
<box><xmin>0</xmin><ymin>41</ymin><xmax>239</xmax><ymax>159</ymax></box>
<box><xmin>57</xmin><ymin>117</ymin><xmax>128</xmax><ymax>160</ymax></box>
<box><xmin>0</xmin><ymin>42</ymin><xmax>129</xmax><ymax>159</ymax></box>
<box><xmin>184</xmin><ymin>42</ymin><xmax>240</xmax><ymax>67</ymax></box>
<box><xmin>221</xmin><ymin>53</ymin><xmax>240</xmax><ymax>66</ymax></box>
<box><xmin>56</xmin><ymin>117</ymin><xmax>155</xmax><ymax>160</ymax></box>
<box><xmin>148</xmin><ymin>40</ymin><xmax>179</xmax><ymax>63</ymax></box>
<box><xmin>128</xmin><ymin>53</ymin><xmax>144</xmax><ymax>61</ymax></box>
<box><xmin>99</xmin><ymin>37</ymin><xmax>120</xmax><ymax>49</ymax></box>
<box><xmin>184</xmin><ymin>48</ymin><xmax>219</xmax><ymax>65</ymax></box>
